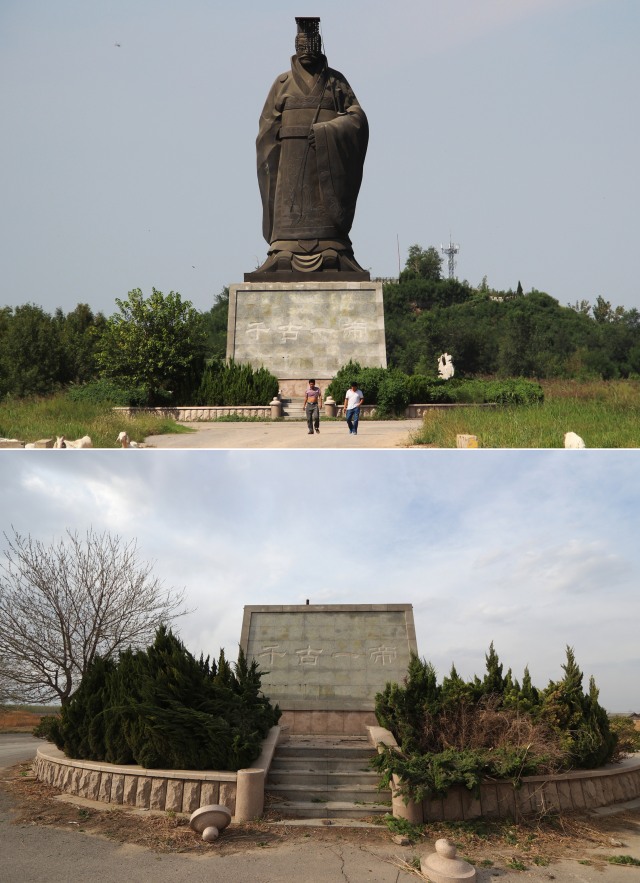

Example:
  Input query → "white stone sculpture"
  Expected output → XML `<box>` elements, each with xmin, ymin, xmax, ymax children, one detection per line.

<box><xmin>438</xmin><ymin>353</ymin><xmax>455</xmax><ymax>379</ymax></box>
<box><xmin>54</xmin><ymin>435</ymin><xmax>93</xmax><ymax>448</ymax></box>
<box><xmin>189</xmin><ymin>804</ymin><xmax>232</xmax><ymax>841</ymax></box>
<box><xmin>421</xmin><ymin>838</ymin><xmax>476</xmax><ymax>883</ymax></box>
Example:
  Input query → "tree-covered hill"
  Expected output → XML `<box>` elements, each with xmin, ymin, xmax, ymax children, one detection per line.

<box><xmin>383</xmin><ymin>245</ymin><xmax>640</xmax><ymax>379</ymax></box>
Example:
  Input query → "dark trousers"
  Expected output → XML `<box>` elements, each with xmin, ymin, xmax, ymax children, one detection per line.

<box><xmin>306</xmin><ymin>402</ymin><xmax>320</xmax><ymax>431</ymax></box>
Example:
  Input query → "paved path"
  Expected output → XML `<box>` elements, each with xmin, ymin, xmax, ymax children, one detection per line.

<box><xmin>0</xmin><ymin>733</ymin><xmax>41</xmax><ymax>768</ymax></box>
<box><xmin>145</xmin><ymin>419</ymin><xmax>424</xmax><ymax>449</ymax></box>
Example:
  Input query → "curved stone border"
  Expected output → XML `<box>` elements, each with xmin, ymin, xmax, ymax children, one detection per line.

<box><xmin>367</xmin><ymin>726</ymin><xmax>640</xmax><ymax>822</ymax></box>
<box><xmin>34</xmin><ymin>726</ymin><xmax>280</xmax><ymax>822</ymax></box>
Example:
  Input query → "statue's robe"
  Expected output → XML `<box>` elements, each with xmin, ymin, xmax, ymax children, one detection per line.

<box><xmin>256</xmin><ymin>55</ymin><xmax>368</xmax><ymax>250</ymax></box>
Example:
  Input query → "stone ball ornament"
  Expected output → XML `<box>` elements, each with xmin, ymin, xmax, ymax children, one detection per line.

<box><xmin>189</xmin><ymin>805</ymin><xmax>232</xmax><ymax>841</ymax></box>
<box><xmin>420</xmin><ymin>838</ymin><xmax>477</xmax><ymax>883</ymax></box>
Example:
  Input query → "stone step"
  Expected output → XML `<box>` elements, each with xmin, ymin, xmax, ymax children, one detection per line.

<box><xmin>266</xmin><ymin>777</ymin><xmax>390</xmax><ymax>802</ymax></box>
<box><xmin>267</xmin><ymin>769</ymin><xmax>381</xmax><ymax>787</ymax></box>
<box><xmin>270</xmin><ymin>755</ymin><xmax>376</xmax><ymax>772</ymax></box>
<box><xmin>265</xmin><ymin>735</ymin><xmax>389</xmax><ymax>819</ymax></box>
<box><xmin>275</xmin><ymin>741</ymin><xmax>373</xmax><ymax>760</ymax></box>
<box><xmin>265</xmin><ymin>799</ymin><xmax>391</xmax><ymax>820</ymax></box>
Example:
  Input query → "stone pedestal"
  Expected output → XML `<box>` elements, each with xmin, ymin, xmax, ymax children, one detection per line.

<box><xmin>239</xmin><ymin>604</ymin><xmax>416</xmax><ymax>734</ymax></box>
<box><xmin>227</xmin><ymin>281</ymin><xmax>386</xmax><ymax>395</ymax></box>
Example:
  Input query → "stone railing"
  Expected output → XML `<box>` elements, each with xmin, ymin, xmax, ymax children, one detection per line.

<box><xmin>114</xmin><ymin>402</ymin><xmax>495</xmax><ymax>422</ymax></box>
<box><xmin>113</xmin><ymin>405</ymin><xmax>275</xmax><ymax>421</ymax></box>
<box><xmin>34</xmin><ymin>726</ymin><xmax>280</xmax><ymax>821</ymax></box>
<box><xmin>367</xmin><ymin>727</ymin><xmax>640</xmax><ymax>822</ymax></box>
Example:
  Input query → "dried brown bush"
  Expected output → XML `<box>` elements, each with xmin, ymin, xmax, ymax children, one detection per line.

<box><xmin>421</xmin><ymin>696</ymin><xmax>565</xmax><ymax>773</ymax></box>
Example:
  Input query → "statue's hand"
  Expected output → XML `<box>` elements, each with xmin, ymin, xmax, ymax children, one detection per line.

<box><xmin>307</xmin><ymin>128</ymin><xmax>316</xmax><ymax>148</ymax></box>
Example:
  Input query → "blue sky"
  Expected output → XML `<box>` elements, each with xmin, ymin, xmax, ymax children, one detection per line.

<box><xmin>1</xmin><ymin>450</ymin><xmax>638</xmax><ymax>712</ymax></box>
<box><xmin>1</xmin><ymin>0</ymin><xmax>638</xmax><ymax>317</ymax></box>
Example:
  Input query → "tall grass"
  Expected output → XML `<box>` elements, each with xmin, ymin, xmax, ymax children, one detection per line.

<box><xmin>411</xmin><ymin>380</ymin><xmax>640</xmax><ymax>448</ymax></box>
<box><xmin>0</xmin><ymin>393</ymin><xmax>191</xmax><ymax>448</ymax></box>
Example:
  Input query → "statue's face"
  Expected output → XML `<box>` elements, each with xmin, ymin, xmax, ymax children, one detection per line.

<box><xmin>295</xmin><ymin>34</ymin><xmax>321</xmax><ymax>69</ymax></box>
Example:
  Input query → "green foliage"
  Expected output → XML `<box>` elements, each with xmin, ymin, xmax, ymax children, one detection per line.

<box><xmin>66</xmin><ymin>378</ymin><xmax>148</xmax><ymax>407</ymax></box>
<box><xmin>0</xmin><ymin>304</ymin><xmax>65</xmax><ymax>398</ymax></box>
<box><xmin>326</xmin><ymin>362</ymin><xmax>542</xmax><ymax>415</ymax></box>
<box><xmin>383</xmin><ymin>256</ymin><xmax>640</xmax><ymax>380</ymax></box>
<box><xmin>32</xmin><ymin>714</ymin><xmax>62</xmax><ymax>740</ymax></box>
<box><xmin>410</xmin><ymin>379</ymin><xmax>640</xmax><ymax>448</ymax></box>
<box><xmin>96</xmin><ymin>288</ymin><xmax>207</xmax><ymax>406</ymax></box>
<box><xmin>0</xmin><ymin>303</ymin><xmax>106</xmax><ymax>400</ymax></box>
<box><xmin>373</xmin><ymin>647</ymin><xmax>615</xmax><ymax>802</ymax></box>
<box><xmin>401</xmin><ymin>244</ymin><xmax>443</xmax><ymax>282</ymax></box>
<box><xmin>376</xmin><ymin>374</ymin><xmax>411</xmax><ymax>417</ymax></box>
<box><xmin>194</xmin><ymin>359</ymin><xmax>278</xmax><ymax>406</ymax></box>
<box><xmin>606</xmin><ymin>855</ymin><xmax>640</xmax><ymax>866</ymax></box>
<box><xmin>540</xmin><ymin>647</ymin><xmax>616</xmax><ymax>769</ymax></box>
<box><xmin>51</xmin><ymin>627</ymin><xmax>280</xmax><ymax>770</ymax></box>
<box><xmin>381</xmin><ymin>813</ymin><xmax>424</xmax><ymax>843</ymax></box>
<box><xmin>201</xmin><ymin>288</ymin><xmax>229</xmax><ymax>361</ymax></box>
<box><xmin>0</xmin><ymin>390</ymin><xmax>189</xmax><ymax>447</ymax></box>
<box><xmin>609</xmin><ymin>716</ymin><xmax>640</xmax><ymax>757</ymax></box>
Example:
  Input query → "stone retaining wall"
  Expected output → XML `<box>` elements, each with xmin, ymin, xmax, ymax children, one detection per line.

<box><xmin>34</xmin><ymin>726</ymin><xmax>280</xmax><ymax>821</ymax></box>
<box><xmin>367</xmin><ymin>727</ymin><xmax>640</xmax><ymax>822</ymax></box>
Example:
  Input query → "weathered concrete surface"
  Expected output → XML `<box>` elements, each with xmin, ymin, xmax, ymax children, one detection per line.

<box><xmin>145</xmin><ymin>418</ymin><xmax>423</xmax><ymax>449</ymax></box>
<box><xmin>227</xmin><ymin>282</ymin><xmax>386</xmax><ymax>380</ymax></box>
<box><xmin>241</xmin><ymin>604</ymin><xmax>417</xmax><ymax>710</ymax></box>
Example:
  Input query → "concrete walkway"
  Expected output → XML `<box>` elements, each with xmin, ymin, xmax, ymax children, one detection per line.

<box><xmin>145</xmin><ymin>419</ymin><xmax>424</xmax><ymax>449</ymax></box>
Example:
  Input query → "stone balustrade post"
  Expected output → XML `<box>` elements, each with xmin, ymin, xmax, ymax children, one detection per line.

<box><xmin>234</xmin><ymin>767</ymin><xmax>265</xmax><ymax>821</ymax></box>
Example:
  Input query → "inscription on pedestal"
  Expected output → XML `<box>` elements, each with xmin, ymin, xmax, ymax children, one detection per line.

<box><xmin>227</xmin><ymin>282</ymin><xmax>386</xmax><ymax>380</ymax></box>
<box><xmin>240</xmin><ymin>604</ymin><xmax>416</xmax><ymax>710</ymax></box>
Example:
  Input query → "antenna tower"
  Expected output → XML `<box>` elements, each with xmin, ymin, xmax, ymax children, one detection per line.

<box><xmin>441</xmin><ymin>237</ymin><xmax>460</xmax><ymax>279</ymax></box>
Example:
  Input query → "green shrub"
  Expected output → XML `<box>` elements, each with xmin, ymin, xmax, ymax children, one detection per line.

<box><xmin>67</xmin><ymin>379</ymin><xmax>148</xmax><ymax>407</ymax></box>
<box><xmin>377</xmin><ymin>374</ymin><xmax>411</xmax><ymax>417</ymax></box>
<box><xmin>326</xmin><ymin>364</ymin><xmax>543</xmax><ymax>412</ymax></box>
<box><xmin>51</xmin><ymin>627</ymin><xmax>281</xmax><ymax>770</ymax></box>
<box><xmin>373</xmin><ymin>645</ymin><xmax>615</xmax><ymax>802</ymax></box>
<box><xmin>609</xmin><ymin>716</ymin><xmax>640</xmax><ymax>758</ymax></box>
<box><xmin>32</xmin><ymin>714</ymin><xmax>62</xmax><ymax>741</ymax></box>
<box><xmin>194</xmin><ymin>360</ymin><xmax>278</xmax><ymax>406</ymax></box>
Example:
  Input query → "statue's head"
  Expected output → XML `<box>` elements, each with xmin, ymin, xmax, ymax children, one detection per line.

<box><xmin>295</xmin><ymin>17</ymin><xmax>322</xmax><ymax>68</ymax></box>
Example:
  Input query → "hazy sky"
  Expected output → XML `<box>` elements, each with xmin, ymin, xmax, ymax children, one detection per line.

<box><xmin>2</xmin><ymin>0</ymin><xmax>638</xmax><ymax>318</ymax></box>
<box><xmin>1</xmin><ymin>449</ymin><xmax>638</xmax><ymax>713</ymax></box>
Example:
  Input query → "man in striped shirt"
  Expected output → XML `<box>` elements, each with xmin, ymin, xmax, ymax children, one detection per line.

<box><xmin>303</xmin><ymin>379</ymin><xmax>323</xmax><ymax>435</ymax></box>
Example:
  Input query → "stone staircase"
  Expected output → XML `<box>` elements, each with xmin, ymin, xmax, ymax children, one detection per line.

<box><xmin>265</xmin><ymin>735</ymin><xmax>392</xmax><ymax>820</ymax></box>
<box><xmin>279</xmin><ymin>396</ymin><xmax>306</xmax><ymax>419</ymax></box>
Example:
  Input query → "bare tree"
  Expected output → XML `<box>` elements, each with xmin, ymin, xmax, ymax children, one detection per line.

<box><xmin>0</xmin><ymin>528</ymin><xmax>186</xmax><ymax>705</ymax></box>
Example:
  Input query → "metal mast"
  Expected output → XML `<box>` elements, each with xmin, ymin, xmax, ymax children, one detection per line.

<box><xmin>441</xmin><ymin>237</ymin><xmax>460</xmax><ymax>279</ymax></box>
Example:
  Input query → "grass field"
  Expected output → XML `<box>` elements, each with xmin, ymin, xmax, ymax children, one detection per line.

<box><xmin>411</xmin><ymin>379</ymin><xmax>640</xmax><ymax>448</ymax></box>
<box><xmin>2</xmin><ymin>380</ymin><xmax>640</xmax><ymax>449</ymax></box>
<box><xmin>0</xmin><ymin>394</ymin><xmax>192</xmax><ymax>448</ymax></box>
<box><xmin>0</xmin><ymin>706</ymin><xmax>59</xmax><ymax>733</ymax></box>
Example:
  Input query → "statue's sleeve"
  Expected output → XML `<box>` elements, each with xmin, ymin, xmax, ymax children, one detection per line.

<box><xmin>256</xmin><ymin>76</ymin><xmax>286</xmax><ymax>244</ymax></box>
<box><xmin>313</xmin><ymin>99</ymin><xmax>369</xmax><ymax>236</ymax></box>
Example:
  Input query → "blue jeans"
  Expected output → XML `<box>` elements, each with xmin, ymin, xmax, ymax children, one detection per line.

<box><xmin>346</xmin><ymin>407</ymin><xmax>360</xmax><ymax>434</ymax></box>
